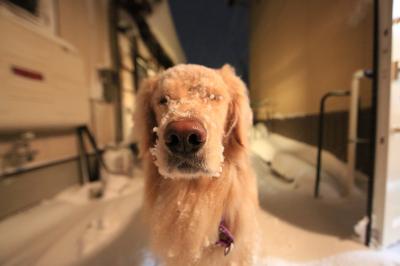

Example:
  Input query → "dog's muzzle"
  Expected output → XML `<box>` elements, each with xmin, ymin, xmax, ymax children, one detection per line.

<box><xmin>164</xmin><ymin>119</ymin><xmax>207</xmax><ymax>156</ymax></box>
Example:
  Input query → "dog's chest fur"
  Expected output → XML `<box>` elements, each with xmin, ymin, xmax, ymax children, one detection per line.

<box><xmin>145</xmin><ymin>161</ymin><xmax>258</xmax><ymax>266</ymax></box>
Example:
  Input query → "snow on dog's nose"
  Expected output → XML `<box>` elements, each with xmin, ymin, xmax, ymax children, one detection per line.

<box><xmin>164</xmin><ymin>119</ymin><xmax>206</xmax><ymax>155</ymax></box>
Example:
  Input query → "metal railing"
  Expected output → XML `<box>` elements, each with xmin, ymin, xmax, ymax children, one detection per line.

<box><xmin>314</xmin><ymin>90</ymin><xmax>350</xmax><ymax>198</ymax></box>
<box><xmin>314</xmin><ymin>70</ymin><xmax>373</xmax><ymax>198</ymax></box>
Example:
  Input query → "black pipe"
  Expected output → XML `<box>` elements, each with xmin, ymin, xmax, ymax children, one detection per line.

<box><xmin>80</xmin><ymin>126</ymin><xmax>111</xmax><ymax>174</ymax></box>
<box><xmin>314</xmin><ymin>90</ymin><xmax>350</xmax><ymax>198</ymax></box>
<box><xmin>0</xmin><ymin>156</ymin><xmax>78</xmax><ymax>179</ymax></box>
<box><xmin>108</xmin><ymin>0</ymin><xmax>123</xmax><ymax>142</ymax></box>
<box><xmin>365</xmin><ymin>0</ymin><xmax>379</xmax><ymax>247</ymax></box>
<box><xmin>132</xmin><ymin>37</ymin><xmax>140</xmax><ymax>92</ymax></box>
<box><xmin>1</xmin><ymin>126</ymin><xmax>115</xmax><ymax>182</ymax></box>
<box><xmin>78</xmin><ymin>125</ymin><xmax>130</xmax><ymax>178</ymax></box>
<box><xmin>76</xmin><ymin>126</ymin><xmax>91</xmax><ymax>184</ymax></box>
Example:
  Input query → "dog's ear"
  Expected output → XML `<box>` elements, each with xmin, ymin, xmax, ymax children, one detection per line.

<box><xmin>219</xmin><ymin>64</ymin><xmax>253</xmax><ymax>149</ymax></box>
<box><xmin>134</xmin><ymin>76</ymin><xmax>159</xmax><ymax>157</ymax></box>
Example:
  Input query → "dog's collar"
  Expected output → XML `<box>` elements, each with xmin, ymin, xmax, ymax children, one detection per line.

<box><xmin>215</xmin><ymin>219</ymin><xmax>234</xmax><ymax>256</ymax></box>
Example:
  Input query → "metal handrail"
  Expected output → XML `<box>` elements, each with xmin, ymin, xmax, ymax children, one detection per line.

<box><xmin>314</xmin><ymin>90</ymin><xmax>350</xmax><ymax>198</ymax></box>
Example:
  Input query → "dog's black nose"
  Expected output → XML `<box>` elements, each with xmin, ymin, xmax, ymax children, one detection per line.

<box><xmin>164</xmin><ymin>119</ymin><xmax>206</xmax><ymax>155</ymax></box>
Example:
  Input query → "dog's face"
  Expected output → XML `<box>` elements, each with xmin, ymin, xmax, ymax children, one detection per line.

<box><xmin>135</xmin><ymin>64</ymin><xmax>252</xmax><ymax>179</ymax></box>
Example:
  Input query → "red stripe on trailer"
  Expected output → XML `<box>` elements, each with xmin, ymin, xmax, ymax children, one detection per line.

<box><xmin>11</xmin><ymin>66</ymin><xmax>44</xmax><ymax>81</ymax></box>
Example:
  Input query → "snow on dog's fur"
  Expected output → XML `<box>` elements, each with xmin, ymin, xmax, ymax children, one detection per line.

<box><xmin>134</xmin><ymin>64</ymin><xmax>259</xmax><ymax>266</ymax></box>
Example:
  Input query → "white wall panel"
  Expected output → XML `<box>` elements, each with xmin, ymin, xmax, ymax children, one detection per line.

<box><xmin>0</xmin><ymin>7</ymin><xmax>89</xmax><ymax>131</ymax></box>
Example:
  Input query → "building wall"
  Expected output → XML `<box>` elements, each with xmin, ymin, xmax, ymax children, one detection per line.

<box><xmin>0</xmin><ymin>0</ymin><xmax>114</xmax><ymax>219</ymax></box>
<box><xmin>249</xmin><ymin>0</ymin><xmax>374</xmax><ymax>175</ymax></box>
<box><xmin>57</xmin><ymin>0</ymin><xmax>116</xmax><ymax>146</ymax></box>
<box><xmin>0</xmin><ymin>0</ymin><xmax>185</xmax><ymax>219</ymax></box>
<box><xmin>372</xmin><ymin>0</ymin><xmax>400</xmax><ymax>248</ymax></box>
<box><xmin>250</xmin><ymin>0</ymin><xmax>373</xmax><ymax>119</ymax></box>
<box><xmin>0</xmin><ymin>0</ymin><xmax>115</xmax><ymax>167</ymax></box>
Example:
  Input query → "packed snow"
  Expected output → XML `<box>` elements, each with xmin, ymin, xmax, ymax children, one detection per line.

<box><xmin>0</xmin><ymin>124</ymin><xmax>399</xmax><ymax>266</ymax></box>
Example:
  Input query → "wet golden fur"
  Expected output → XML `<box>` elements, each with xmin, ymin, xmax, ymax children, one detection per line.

<box><xmin>134</xmin><ymin>64</ymin><xmax>259</xmax><ymax>266</ymax></box>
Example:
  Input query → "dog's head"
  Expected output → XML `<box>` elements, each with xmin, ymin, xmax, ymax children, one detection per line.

<box><xmin>134</xmin><ymin>64</ymin><xmax>252</xmax><ymax>179</ymax></box>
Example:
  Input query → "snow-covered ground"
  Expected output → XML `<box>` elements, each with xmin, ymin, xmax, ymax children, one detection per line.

<box><xmin>0</xmin><ymin>125</ymin><xmax>399</xmax><ymax>266</ymax></box>
<box><xmin>0</xmin><ymin>172</ymin><xmax>149</xmax><ymax>266</ymax></box>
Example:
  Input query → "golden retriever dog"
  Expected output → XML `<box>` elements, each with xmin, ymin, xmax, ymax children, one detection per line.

<box><xmin>134</xmin><ymin>64</ymin><xmax>259</xmax><ymax>266</ymax></box>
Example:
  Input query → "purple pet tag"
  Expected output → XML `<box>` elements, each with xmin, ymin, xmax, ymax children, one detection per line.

<box><xmin>216</xmin><ymin>220</ymin><xmax>234</xmax><ymax>256</ymax></box>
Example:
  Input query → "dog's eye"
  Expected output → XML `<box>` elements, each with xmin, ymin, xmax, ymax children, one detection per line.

<box><xmin>159</xmin><ymin>96</ymin><xmax>168</xmax><ymax>105</ymax></box>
